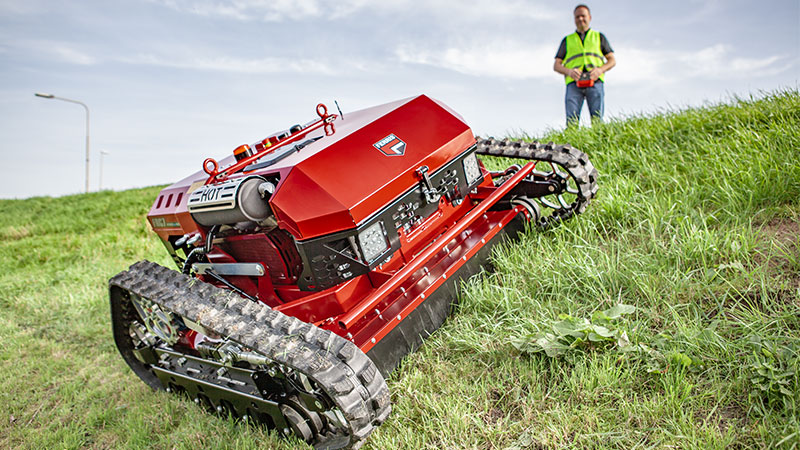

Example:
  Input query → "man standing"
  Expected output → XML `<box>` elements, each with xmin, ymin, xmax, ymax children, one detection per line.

<box><xmin>554</xmin><ymin>4</ymin><xmax>616</xmax><ymax>126</ymax></box>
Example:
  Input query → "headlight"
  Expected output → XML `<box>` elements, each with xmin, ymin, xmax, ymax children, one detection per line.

<box><xmin>357</xmin><ymin>221</ymin><xmax>390</xmax><ymax>263</ymax></box>
<box><xmin>462</xmin><ymin>152</ymin><xmax>482</xmax><ymax>184</ymax></box>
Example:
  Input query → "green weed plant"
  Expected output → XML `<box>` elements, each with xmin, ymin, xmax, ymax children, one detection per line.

<box><xmin>512</xmin><ymin>304</ymin><xmax>636</xmax><ymax>357</ymax></box>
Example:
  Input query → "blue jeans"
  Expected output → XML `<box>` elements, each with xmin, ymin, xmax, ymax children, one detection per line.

<box><xmin>565</xmin><ymin>81</ymin><xmax>604</xmax><ymax>126</ymax></box>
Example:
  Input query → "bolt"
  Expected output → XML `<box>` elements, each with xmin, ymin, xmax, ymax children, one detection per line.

<box><xmin>216</xmin><ymin>405</ymin><xmax>224</xmax><ymax>413</ymax></box>
<box><xmin>194</xmin><ymin>398</ymin><xmax>201</xmax><ymax>404</ymax></box>
<box><xmin>283</xmin><ymin>428</ymin><xmax>290</xmax><ymax>435</ymax></box>
<box><xmin>549</xmin><ymin>185</ymin><xmax>555</xmax><ymax>192</ymax></box>
<box><xmin>177</xmin><ymin>357</ymin><xmax>187</xmax><ymax>366</ymax></box>
<box><xmin>315</xmin><ymin>401</ymin><xmax>323</xmax><ymax>409</ymax></box>
<box><xmin>165</xmin><ymin>387</ymin><xmax>172</xmax><ymax>393</ymax></box>
<box><xmin>242</xmin><ymin>414</ymin><xmax>249</xmax><ymax>421</ymax></box>
<box><xmin>268</xmin><ymin>367</ymin><xmax>278</xmax><ymax>377</ymax></box>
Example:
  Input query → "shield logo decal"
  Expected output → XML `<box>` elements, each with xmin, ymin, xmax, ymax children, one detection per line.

<box><xmin>373</xmin><ymin>134</ymin><xmax>406</xmax><ymax>156</ymax></box>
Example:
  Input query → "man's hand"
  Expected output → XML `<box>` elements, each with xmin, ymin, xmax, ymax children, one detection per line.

<box><xmin>554</xmin><ymin>58</ymin><xmax>583</xmax><ymax>81</ymax></box>
<box><xmin>588</xmin><ymin>67</ymin><xmax>603</xmax><ymax>81</ymax></box>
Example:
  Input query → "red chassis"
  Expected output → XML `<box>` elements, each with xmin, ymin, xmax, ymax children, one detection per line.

<box><xmin>145</xmin><ymin>95</ymin><xmax>535</xmax><ymax>374</ymax></box>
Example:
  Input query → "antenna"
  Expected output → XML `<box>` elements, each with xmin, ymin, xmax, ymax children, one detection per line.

<box><xmin>335</xmin><ymin>100</ymin><xmax>344</xmax><ymax>120</ymax></box>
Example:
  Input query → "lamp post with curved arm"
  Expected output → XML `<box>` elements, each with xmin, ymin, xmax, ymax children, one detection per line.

<box><xmin>35</xmin><ymin>92</ymin><xmax>91</xmax><ymax>193</ymax></box>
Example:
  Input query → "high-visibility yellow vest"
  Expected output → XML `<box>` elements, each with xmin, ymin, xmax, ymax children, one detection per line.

<box><xmin>564</xmin><ymin>30</ymin><xmax>606</xmax><ymax>85</ymax></box>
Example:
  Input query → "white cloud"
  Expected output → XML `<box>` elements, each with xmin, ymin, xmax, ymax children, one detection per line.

<box><xmin>120</xmin><ymin>53</ymin><xmax>338</xmax><ymax>75</ymax></box>
<box><xmin>613</xmin><ymin>43</ymin><xmax>793</xmax><ymax>85</ymax></box>
<box><xmin>151</xmin><ymin>0</ymin><xmax>345</xmax><ymax>21</ymax></box>
<box><xmin>148</xmin><ymin>0</ymin><xmax>557</xmax><ymax>22</ymax></box>
<box><xmin>393</xmin><ymin>39</ymin><xmax>795</xmax><ymax>85</ymax></box>
<box><xmin>8</xmin><ymin>39</ymin><xmax>97</xmax><ymax>65</ymax></box>
<box><xmin>50</xmin><ymin>44</ymin><xmax>97</xmax><ymax>65</ymax></box>
<box><xmin>0</xmin><ymin>0</ymin><xmax>52</xmax><ymax>15</ymax></box>
<box><xmin>376</xmin><ymin>0</ymin><xmax>558</xmax><ymax>21</ymax></box>
<box><xmin>679</xmin><ymin>44</ymin><xmax>788</xmax><ymax>78</ymax></box>
<box><xmin>395</xmin><ymin>41</ymin><xmax>554</xmax><ymax>79</ymax></box>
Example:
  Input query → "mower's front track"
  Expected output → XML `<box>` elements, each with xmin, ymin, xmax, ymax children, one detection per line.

<box><xmin>110</xmin><ymin>261</ymin><xmax>390</xmax><ymax>450</ymax></box>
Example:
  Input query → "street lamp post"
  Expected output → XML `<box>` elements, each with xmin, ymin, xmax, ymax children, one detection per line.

<box><xmin>35</xmin><ymin>92</ymin><xmax>91</xmax><ymax>193</ymax></box>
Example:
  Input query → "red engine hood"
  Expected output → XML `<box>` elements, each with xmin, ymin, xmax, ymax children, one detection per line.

<box><xmin>269</xmin><ymin>95</ymin><xmax>475</xmax><ymax>240</ymax></box>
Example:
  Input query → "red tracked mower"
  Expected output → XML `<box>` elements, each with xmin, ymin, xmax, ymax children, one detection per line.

<box><xmin>110</xmin><ymin>95</ymin><xmax>598</xmax><ymax>449</ymax></box>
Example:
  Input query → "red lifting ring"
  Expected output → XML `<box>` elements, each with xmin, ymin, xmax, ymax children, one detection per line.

<box><xmin>316</xmin><ymin>103</ymin><xmax>328</xmax><ymax>119</ymax></box>
<box><xmin>203</xmin><ymin>158</ymin><xmax>219</xmax><ymax>176</ymax></box>
<box><xmin>317</xmin><ymin>103</ymin><xmax>336</xmax><ymax>135</ymax></box>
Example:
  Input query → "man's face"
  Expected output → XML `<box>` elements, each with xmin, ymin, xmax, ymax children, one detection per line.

<box><xmin>574</xmin><ymin>7</ymin><xmax>591</xmax><ymax>32</ymax></box>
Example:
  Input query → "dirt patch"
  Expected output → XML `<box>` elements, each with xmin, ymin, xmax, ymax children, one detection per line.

<box><xmin>756</xmin><ymin>217</ymin><xmax>800</xmax><ymax>290</ymax></box>
<box><xmin>0</xmin><ymin>225</ymin><xmax>31</xmax><ymax>240</ymax></box>
<box><xmin>484</xmin><ymin>407</ymin><xmax>504</xmax><ymax>425</ymax></box>
<box><xmin>714</xmin><ymin>403</ymin><xmax>748</xmax><ymax>435</ymax></box>
<box><xmin>762</xmin><ymin>217</ymin><xmax>800</xmax><ymax>245</ymax></box>
<box><xmin>483</xmin><ymin>388</ymin><xmax>506</xmax><ymax>426</ymax></box>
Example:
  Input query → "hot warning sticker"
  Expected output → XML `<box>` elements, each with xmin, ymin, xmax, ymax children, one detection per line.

<box><xmin>373</xmin><ymin>134</ymin><xmax>406</xmax><ymax>156</ymax></box>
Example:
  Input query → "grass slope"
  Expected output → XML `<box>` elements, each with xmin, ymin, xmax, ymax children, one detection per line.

<box><xmin>1</xmin><ymin>90</ymin><xmax>798</xmax><ymax>449</ymax></box>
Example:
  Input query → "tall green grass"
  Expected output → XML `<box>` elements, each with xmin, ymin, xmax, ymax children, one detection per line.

<box><xmin>1</xmin><ymin>90</ymin><xmax>798</xmax><ymax>449</ymax></box>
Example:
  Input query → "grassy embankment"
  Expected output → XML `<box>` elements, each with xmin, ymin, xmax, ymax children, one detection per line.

<box><xmin>1</xmin><ymin>90</ymin><xmax>798</xmax><ymax>449</ymax></box>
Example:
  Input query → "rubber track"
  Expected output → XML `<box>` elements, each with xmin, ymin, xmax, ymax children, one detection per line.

<box><xmin>476</xmin><ymin>137</ymin><xmax>599</xmax><ymax>227</ymax></box>
<box><xmin>110</xmin><ymin>260</ymin><xmax>391</xmax><ymax>450</ymax></box>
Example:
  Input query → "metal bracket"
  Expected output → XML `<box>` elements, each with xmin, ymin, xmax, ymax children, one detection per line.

<box><xmin>193</xmin><ymin>262</ymin><xmax>265</xmax><ymax>277</ymax></box>
<box><xmin>415</xmin><ymin>166</ymin><xmax>441</xmax><ymax>204</ymax></box>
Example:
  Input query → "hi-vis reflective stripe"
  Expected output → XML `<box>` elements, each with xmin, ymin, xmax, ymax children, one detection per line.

<box><xmin>565</xmin><ymin>52</ymin><xmax>604</xmax><ymax>65</ymax></box>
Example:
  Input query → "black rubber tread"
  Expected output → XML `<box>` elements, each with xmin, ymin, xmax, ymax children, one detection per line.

<box><xmin>110</xmin><ymin>260</ymin><xmax>391</xmax><ymax>450</ymax></box>
<box><xmin>475</xmin><ymin>137</ymin><xmax>599</xmax><ymax>228</ymax></box>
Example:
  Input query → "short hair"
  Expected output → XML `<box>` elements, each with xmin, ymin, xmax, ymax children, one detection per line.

<box><xmin>574</xmin><ymin>4</ymin><xmax>590</xmax><ymax>14</ymax></box>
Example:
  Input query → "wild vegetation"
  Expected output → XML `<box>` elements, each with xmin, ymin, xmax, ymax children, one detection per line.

<box><xmin>1</xmin><ymin>90</ymin><xmax>798</xmax><ymax>449</ymax></box>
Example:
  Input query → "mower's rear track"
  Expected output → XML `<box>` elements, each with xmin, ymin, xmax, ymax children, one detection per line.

<box><xmin>476</xmin><ymin>137</ymin><xmax>599</xmax><ymax>228</ymax></box>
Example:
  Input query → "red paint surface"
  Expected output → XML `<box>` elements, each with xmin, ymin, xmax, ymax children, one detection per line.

<box><xmin>144</xmin><ymin>95</ymin><xmax>527</xmax><ymax>354</ymax></box>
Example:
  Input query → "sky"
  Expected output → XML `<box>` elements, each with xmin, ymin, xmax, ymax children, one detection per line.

<box><xmin>1</xmin><ymin>0</ymin><xmax>798</xmax><ymax>199</ymax></box>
